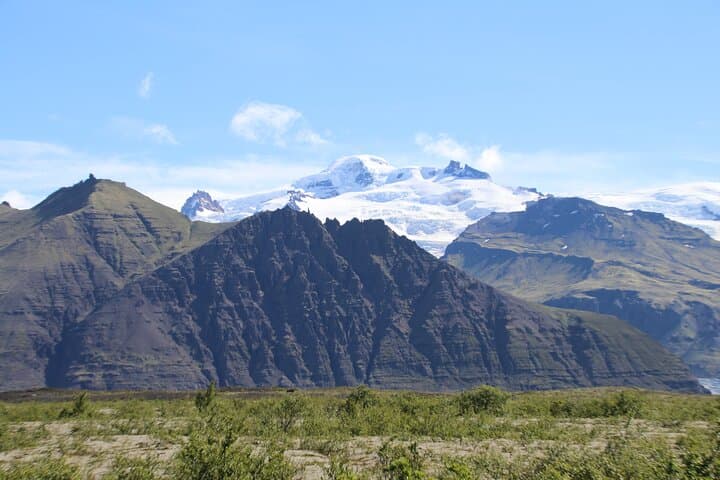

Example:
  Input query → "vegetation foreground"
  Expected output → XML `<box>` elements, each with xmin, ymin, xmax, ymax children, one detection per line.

<box><xmin>0</xmin><ymin>386</ymin><xmax>718</xmax><ymax>479</ymax></box>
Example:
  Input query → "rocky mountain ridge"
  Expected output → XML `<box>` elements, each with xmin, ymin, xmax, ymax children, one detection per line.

<box><xmin>181</xmin><ymin>155</ymin><xmax>540</xmax><ymax>256</ymax></box>
<box><xmin>0</xmin><ymin>179</ymin><xmax>704</xmax><ymax>392</ymax></box>
<box><xmin>444</xmin><ymin>196</ymin><xmax>720</xmax><ymax>376</ymax></box>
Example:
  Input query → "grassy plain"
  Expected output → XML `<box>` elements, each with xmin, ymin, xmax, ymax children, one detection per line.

<box><xmin>0</xmin><ymin>386</ymin><xmax>718</xmax><ymax>479</ymax></box>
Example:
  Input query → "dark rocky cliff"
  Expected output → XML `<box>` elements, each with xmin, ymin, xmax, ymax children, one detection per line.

<box><xmin>51</xmin><ymin>207</ymin><xmax>702</xmax><ymax>392</ymax></box>
<box><xmin>0</xmin><ymin>181</ymin><xmax>704</xmax><ymax>392</ymax></box>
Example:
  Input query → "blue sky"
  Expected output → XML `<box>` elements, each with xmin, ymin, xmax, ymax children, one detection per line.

<box><xmin>1</xmin><ymin>1</ymin><xmax>719</xmax><ymax>208</ymax></box>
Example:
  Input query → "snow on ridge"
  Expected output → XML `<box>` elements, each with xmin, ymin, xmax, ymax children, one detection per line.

<box><xmin>181</xmin><ymin>155</ymin><xmax>539</xmax><ymax>256</ymax></box>
<box><xmin>588</xmin><ymin>181</ymin><xmax>720</xmax><ymax>240</ymax></box>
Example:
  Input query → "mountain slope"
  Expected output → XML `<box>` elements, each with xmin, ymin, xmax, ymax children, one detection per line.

<box><xmin>53</xmin><ymin>207</ymin><xmax>702</xmax><ymax>392</ymax></box>
<box><xmin>182</xmin><ymin>155</ymin><xmax>540</xmax><ymax>256</ymax></box>
<box><xmin>0</xmin><ymin>176</ymin><xmax>229</xmax><ymax>390</ymax></box>
<box><xmin>444</xmin><ymin>197</ymin><xmax>720</xmax><ymax>376</ymax></box>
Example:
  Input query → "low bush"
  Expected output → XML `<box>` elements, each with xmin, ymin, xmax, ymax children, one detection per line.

<box><xmin>194</xmin><ymin>381</ymin><xmax>217</xmax><ymax>414</ymax></box>
<box><xmin>324</xmin><ymin>453</ymin><xmax>366</xmax><ymax>480</ymax></box>
<box><xmin>457</xmin><ymin>385</ymin><xmax>509</xmax><ymax>415</ymax></box>
<box><xmin>58</xmin><ymin>392</ymin><xmax>91</xmax><ymax>419</ymax></box>
<box><xmin>0</xmin><ymin>457</ymin><xmax>80</xmax><ymax>480</ymax></box>
<box><xmin>104</xmin><ymin>456</ymin><xmax>160</xmax><ymax>480</ymax></box>
<box><xmin>378</xmin><ymin>441</ymin><xmax>426</xmax><ymax>480</ymax></box>
<box><xmin>342</xmin><ymin>385</ymin><xmax>378</xmax><ymax>416</ymax></box>
<box><xmin>275</xmin><ymin>394</ymin><xmax>308</xmax><ymax>433</ymax></box>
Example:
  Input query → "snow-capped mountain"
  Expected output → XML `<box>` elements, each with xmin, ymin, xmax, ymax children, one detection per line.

<box><xmin>180</xmin><ymin>190</ymin><xmax>225</xmax><ymax>218</ymax></box>
<box><xmin>182</xmin><ymin>155</ymin><xmax>541</xmax><ymax>255</ymax></box>
<box><xmin>589</xmin><ymin>182</ymin><xmax>720</xmax><ymax>240</ymax></box>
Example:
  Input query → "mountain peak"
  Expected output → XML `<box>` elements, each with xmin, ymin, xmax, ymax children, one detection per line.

<box><xmin>446</xmin><ymin>195</ymin><xmax>720</xmax><ymax>378</ymax></box>
<box><xmin>528</xmin><ymin>196</ymin><xmax>605</xmax><ymax>213</ymax></box>
<box><xmin>294</xmin><ymin>154</ymin><xmax>395</xmax><ymax>198</ymax></box>
<box><xmin>327</xmin><ymin>154</ymin><xmax>392</xmax><ymax>171</ymax></box>
<box><xmin>526</xmin><ymin>196</ymin><xmax>675</xmax><ymax>226</ymax></box>
<box><xmin>31</xmin><ymin>175</ymin><xmax>106</xmax><ymax>219</ymax></box>
<box><xmin>180</xmin><ymin>154</ymin><xmax>539</xmax><ymax>255</ymax></box>
<box><xmin>180</xmin><ymin>190</ymin><xmax>225</xmax><ymax>219</ymax></box>
<box><xmin>443</xmin><ymin>160</ymin><xmax>491</xmax><ymax>180</ymax></box>
<box><xmin>33</xmin><ymin>202</ymin><xmax>700</xmax><ymax>392</ymax></box>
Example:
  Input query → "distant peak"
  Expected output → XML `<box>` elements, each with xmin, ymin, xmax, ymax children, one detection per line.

<box><xmin>30</xmin><ymin>176</ymin><xmax>114</xmax><ymax>220</ymax></box>
<box><xmin>526</xmin><ymin>196</ymin><xmax>607</xmax><ymax>216</ymax></box>
<box><xmin>444</xmin><ymin>160</ymin><xmax>462</xmax><ymax>172</ymax></box>
<box><xmin>294</xmin><ymin>154</ymin><xmax>395</xmax><ymax>198</ymax></box>
<box><xmin>286</xmin><ymin>190</ymin><xmax>309</xmax><ymax>211</ymax></box>
<box><xmin>443</xmin><ymin>161</ymin><xmax>491</xmax><ymax>180</ymax></box>
<box><xmin>327</xmin><ymin>154</ymin><xmax>392</xmax><ymax>171</ymax></box>
<box><xmin>180</xmin><ymin>190</ymin><xmax>224</xmax><ymax>219</ymax></box>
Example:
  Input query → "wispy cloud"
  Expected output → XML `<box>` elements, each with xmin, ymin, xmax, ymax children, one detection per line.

<box><xmin>230</xmin><ymin>101</ymin><xmax>328</xmax><ymax>147</ymax></box>
<box><xmin>477</xmin><ymin>145</ymin><xmax>503</xmax><ymax>172</ymax></box>
<box><xmin>295</xmin><ymin>128</ymin><xmax>328</xmax><ymax>146</ymax></box>
<box><xmin>415</xmin><ymin>133</ymin><xmax>469</xmax><ymax>162</ymax></box>
<box><xmin>143</xmin><ymin>124</ymin><xmax>178</xmax><ymax>145</ymax></box>
<box><xmin>0</xmin><ymin>139</ymin><xmax>72</xmax><ymax>157</ymax></box>
<box><xmin>0</xmin><ymin>189</ymin><xmax>33</xmax><ymax>209</ymax></box>
<box><xmin>415</xmin><ymin>132</ymin><xmax>503</xmax><ymax>173</ymax></box>
<box><xmin>0</xmin><ymin>139</ymin><xmax>324</xmax><ymax>210</ymax></box>
<box><xmin>138</xmin><ymin>72</ymin><xmax>154</xmax><ymax>98</ymax></box>
<box><xmin>109</xmin><ymin>116</ymin><xmax>178</xmax><ymax>145</ymax></box>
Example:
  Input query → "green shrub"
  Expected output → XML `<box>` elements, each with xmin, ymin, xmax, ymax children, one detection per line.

<box><xmin>342</xmin><ymin>385</ymin><xmax>377</xmax><ymax>415</ymax></box>
<box><xmin>678</xmin><ymin>425</ymin><xmax>720</xmax><ymax>478</ymax></box>
<box><xmin>275</xmin><ymin>394</ymin><xmax>307</xmax><ymax>433</ymax></box>
<box><xmin>174</xmin><ymin>430</ymin><xmax>295</xmax><ymax>480</ymax></box>
<box><xmin>104</xmin><ymin>456</ymin><xmax>159</xmax><ymax>480</ymax></box>
<box><xmin>0</xmin><ymin>457</ymin><xmax>80</xmax><ymax>480</ymax></box>
<box><xmin>194</xmin><ymin>381</ymin><xmax>217</xmax><ymax>413</ymax></box>
<box><xmin>378</xmin><ymin>441</ymin><xmax>426</xmax><ymax>480</ymax></box>
<box><xmin>439</xmin><ymin>458</ymin><xmax>475</xmax><ymax>480</ymax></box>
<box><xmin>602</xmin><ymin>390</ymin><xmax>643</xmax><ymax>418</ymax></box>
<box><xmin>526</xmin><ymin>437</ymin><xmax>681</xmax><ymax>480</ymax></box>
<box><xmin>324</xmin><ymin>453</ymin><xmax>365</xmax><ymax>480</ymax></box>
<box><xmin>457</xmin><ymin>386</ymin><xmax>509</xmax><ymax>415</ymax></box>
<box><xmin>58</xmin><ymin>392</ymin><xmax>91</xmax><ymax>419</ymax></box>
<box><xmin>548</xmin><ymin>399</ymin><xmax>576</xmax><ymax>417</ymax></box>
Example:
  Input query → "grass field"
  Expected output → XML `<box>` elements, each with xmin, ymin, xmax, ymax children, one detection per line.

<box><xmin>0</xmin><ymin>386</ymin><xmax>718</xmax><ymax>479</ymax></box>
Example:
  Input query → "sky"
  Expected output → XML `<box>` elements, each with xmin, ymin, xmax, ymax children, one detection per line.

<box><xmin>1</xmin><ymin>1</ymin><xmax>719</xmax><ymax>209</ymax></box>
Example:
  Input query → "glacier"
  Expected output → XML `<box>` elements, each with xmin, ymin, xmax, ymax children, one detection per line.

<box><xmin>590</xmin><ymin>182</ymin><xmax>720</xmax><ymax>241</ymax></box>
<box><xmin>182</xmin><ymin>155</ymin><xmax>540</xmax><ymax>256</ymax></box>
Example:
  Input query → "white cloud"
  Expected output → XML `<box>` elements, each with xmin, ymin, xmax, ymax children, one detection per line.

<box><xmin>109</xmin><ymin>116</ymin><xmax>179</xmax><ymax>145</ymax></box>
<box><xmin>0</xmin><ymin>139</ymin><xmax>72</xmax><ymax>157</ymax></box>
<box><xmin>295</xmin><ymin>128</ymin><xmax>328</xmax><ymax>146</ymax></box>
<box><xmin>0</xmin><ymin>190</ymin><xmax>34</xmax><ymax>209</ymax></box>
<box><xmin>143</xmin><ymin>124</ymin><xmax>178</xmax><ymax>145</ymax></box>
<box><xmin>138</xmin><ymin>72</ymin><xmax>154</xmax><ymax>98</ymax></box>
<box><xmin>230</xmin><ymin>101</ymin><xmax>327</xmax><ymax>147</ymax></box>
<box><xmin>0</xmin><ymin>139</ymin><xmax>324</xmax><ymax>210</ymax></box>
<box><xmin>415</xmin><ymin>133</ymin><xmax>470</xmax><ymax>162</ymax></box>
<box><xmin>415</xmin><ymin>133</ymin><xmax>503</xmax><ymax>173</ymax></box>
<box><xmin>476</xmin><ymin>145</ymin><xmax>503</xmax><ymax>172</ymax></box>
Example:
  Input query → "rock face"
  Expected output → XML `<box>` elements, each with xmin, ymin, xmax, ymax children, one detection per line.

<box><xmin>443</xmin><ymin>160</ymin><xmax>491</xmax><ymax>180</ymax></box>
<box><xmin>51</xmin><ymin>209</ymin><xmax>700</xmax><ymax>392</ymax></box>
<box><xmin>0</xmin><ymin>181</ymin><xmax>705</xmax><ymax>392</ymax></box>
<box><xmin>0</xmin><ymin>177</ymin><xmax>228</xmax><ymax>391</ymax></box>
<box><xmin>444</xmin><ymin>196</ymin><xmax>720</xmax><ymax>377</ymax></box>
